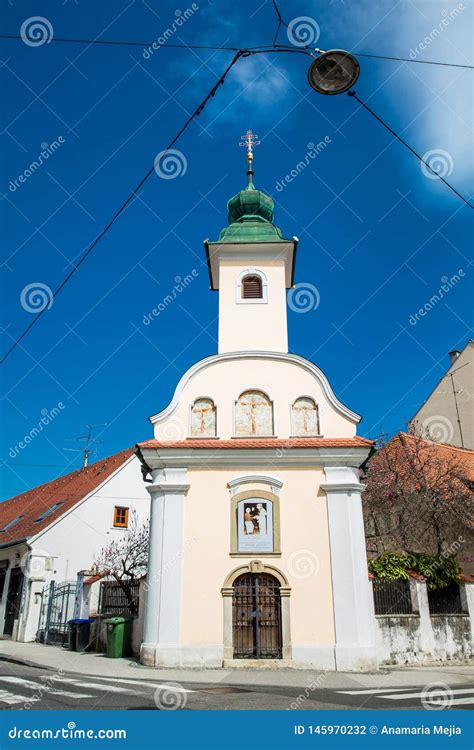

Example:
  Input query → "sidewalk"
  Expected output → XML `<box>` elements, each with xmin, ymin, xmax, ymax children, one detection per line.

<box><xmin>0</xmin><ymin>640</ymin><xmax>472</xmax><ymax>690</ymax></box>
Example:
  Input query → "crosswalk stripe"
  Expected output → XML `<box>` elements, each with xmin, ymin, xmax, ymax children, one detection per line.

<box><xmin>340</xmin><ymin>688</ymin><xmax>416</xmax><ymax>695</ymax></box>
<box><xmin>382</xmin><ymin>689</ymin><xmax>474</xmax><ymax>700</ymax></box>
<box><xmin>0</xmin><ymin>676</ymin><xmax>93</xmax><ymax>700</ymax></box>
<box><xmin>448</xmin><ymin>697</ymin><xmax>474</xmax><ymax>706</ymax></box>
<box><xmin>58</xmin><ymin>678</ymin><xmax>137</xmax><ymax>694</ymax></box>
<box><xmin>0</xmin><ymin>690</ymin><xmax>39</xmax><ymax>705</ymax></box>
<box><xmin>91</xmin><ymin>677</ymin><xmax>195</xmax><ymax>693</ymax></box>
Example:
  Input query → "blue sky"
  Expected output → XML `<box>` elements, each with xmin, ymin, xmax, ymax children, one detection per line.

<box><xmin>1</xmin><ymin>0</ymin><xmax>473</xmax><ymax>500</ymax></box>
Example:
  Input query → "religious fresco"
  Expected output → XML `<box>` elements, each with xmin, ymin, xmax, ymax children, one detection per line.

<box><xmin>191</xmin><ymin>398</ymin><xmax>216</xmax><ymax>437</ymax></box>
<box><xmin>292</xmin><ymin>397</ymin><xmax>320</xmax><ymax>436</ymax></box>
<box><xmin>237</xmin><ymin>499</ymin><xmax>273</xmax><ymax>553</ymax></box>
<box><xmin>235</xmin><ymin>390</ymin><xmax>273</xmax><ymax>436</ymax></box>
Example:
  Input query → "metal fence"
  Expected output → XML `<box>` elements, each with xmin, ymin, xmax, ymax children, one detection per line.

<box><xmin>37</xmin><ymin>580</ymin><xmax>77</xmax><ymax>645</ymax></box>
<box><xmin>372</xmin><ymin>579</ymin><xmax>413</xmax><ymax>615</ymax></box>
<box><xmin>98</xmin><ymin>580</ymin><xmax>140</xmax><ymax>617</ymax></box>
<box><xmin>427</xmin><ymin>583</ymin><xmax>465</xmax><ymax>615</ymax></box>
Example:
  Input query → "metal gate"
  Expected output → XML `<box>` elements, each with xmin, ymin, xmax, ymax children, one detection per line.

<box><xmin>37</xmin><ymin>581</ymin><xmax>77</xmax><ymax>645</ymax></box>
<box><xmin>232</xmin><ymin>573</ymin><xmax>282</xmax><ymax>659</ymax></box>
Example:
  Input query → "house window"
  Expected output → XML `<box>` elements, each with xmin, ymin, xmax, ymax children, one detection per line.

<box><xmin>235</xmin><ymin>390</ymin><xmax>273</xmax><ymax>436</ymax></box>
<box><xmin>113</xmin><ymin>506</ymin><xmax>129</xmax><ymax>528</ymax></box>
<box><xmin>242</xmin><ymin>274</ymin><xmax>263</xmax><ymax>299</ymax></box>
<box><xmin>191</xmin><ymin>398</ymin><xmax>216</xmax><ymax>437</ymax></box>
<box><xmin>291</xmin><ymin>397</ymin><xmax>320</xmax><ymax>436</ymax></box>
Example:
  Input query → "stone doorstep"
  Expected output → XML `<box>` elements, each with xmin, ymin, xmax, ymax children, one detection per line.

<box><xmin>223</xmin><ymin>659</ymin><xmax>293</xmax><ymax>669</ymax></box>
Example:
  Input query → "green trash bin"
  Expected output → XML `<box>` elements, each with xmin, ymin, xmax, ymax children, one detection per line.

<box><xmin>105</xmin><ymin>616</ymin><xmax>132</xmax><ymax>658</ymax></box>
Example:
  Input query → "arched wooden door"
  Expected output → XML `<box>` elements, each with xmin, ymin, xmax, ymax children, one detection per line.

<box><xmin>232</xmin><ymin>573</ymin><xmax>282</xmax><ymax>659</ymax></box>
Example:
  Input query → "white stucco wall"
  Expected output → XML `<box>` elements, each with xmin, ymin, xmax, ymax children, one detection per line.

<box><xmin>153</xmin><ymin>354</ymin><xmax>358</xmax><ymax>442</ymax></box>
<box><xmin>218</xmin><ymin>260</ymin><xmax>288</xmax><ymax>353</ymax></box>
<box><xmin>0</xmin><ymin>456</ymin><xmax>150</xmax><ymax>642</ymax></box>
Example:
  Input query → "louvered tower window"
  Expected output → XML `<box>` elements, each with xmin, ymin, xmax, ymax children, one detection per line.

<box><xmin>242</xmin><ymin>274</ymin><xmax>263</xmax><ymax>300</ymax></box>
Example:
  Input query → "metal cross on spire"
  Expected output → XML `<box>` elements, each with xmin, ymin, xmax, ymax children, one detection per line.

<box><xmin>239</xmin><ymin>129</ymin><xmax>260</xmax><ymax>186</ymax></box>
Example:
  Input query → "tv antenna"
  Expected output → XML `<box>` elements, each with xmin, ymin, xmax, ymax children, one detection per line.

<box><xmin>64</xmin><ymin>423</ymin><xmax>107</xmax><ymax>468</ymax></box>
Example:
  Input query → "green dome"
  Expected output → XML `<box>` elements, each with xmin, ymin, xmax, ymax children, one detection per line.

<box><xmin>227</xmin><ymin>184</ymin><xmax>274</xmax><ymax>224</ymax></box>
<box><xmin>213</xmin><ymin>181</ymin><xmax>288</xmax><ymax>244</ymax></box>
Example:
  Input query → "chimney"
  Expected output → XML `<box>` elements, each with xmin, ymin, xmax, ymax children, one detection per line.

<box><xmin>448</xmin><ymin>349</ymin><xmax>461</xmax><ymax>367</ymax></box>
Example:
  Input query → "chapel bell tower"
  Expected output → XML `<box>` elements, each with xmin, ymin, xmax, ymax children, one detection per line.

<box><xmin>204</xmin><ymin>130</ymin><xmax>298</xmax><ymax>354</ymax></box>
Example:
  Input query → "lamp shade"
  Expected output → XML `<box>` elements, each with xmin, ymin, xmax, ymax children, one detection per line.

<box><xmin>308</xmin><ymin>50</ymin><xmax>360</xmax><ymax>95</ymax></box>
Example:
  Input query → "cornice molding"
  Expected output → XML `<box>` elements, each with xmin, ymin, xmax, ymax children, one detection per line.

<box><xmin>149</xmin><ymin>351</ymin><xmax>361</xmax><ymax>426</ymax></box>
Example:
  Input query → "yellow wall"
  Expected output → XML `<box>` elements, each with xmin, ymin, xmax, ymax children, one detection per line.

<box><xmin>179</xmin><ymin>467</ymin><xmax>335</xmax><ymax>647</ymax></box>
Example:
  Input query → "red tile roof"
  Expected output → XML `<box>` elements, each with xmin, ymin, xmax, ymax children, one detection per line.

<box><xmin>0</xmin><ymin>448</ymin><xmax>134</xmax><ymax>547</ymax></box>
<box><xmin>137</xmin><ymin>437</ymin><xmax>374</xmax><ymax>450</ymax></box>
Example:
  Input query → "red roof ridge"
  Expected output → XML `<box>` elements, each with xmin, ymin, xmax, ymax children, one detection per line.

<box><xmin>137</xmin><ymin>436</ymin><xmax>374</xmax><ymax>450</ymax></box>
<box><xmin>397</xmin><ymin>432</ymin><xmax>474</xmax><ymax>455</ymax></box>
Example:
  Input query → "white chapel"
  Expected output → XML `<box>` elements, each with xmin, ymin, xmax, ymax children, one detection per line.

<box><xmin>136</xmin><ymin>133</ymin><xmax>377</xmax><ymax>670</ymax></box>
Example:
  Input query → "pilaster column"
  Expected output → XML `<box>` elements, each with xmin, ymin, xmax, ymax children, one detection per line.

<box><xmin>141</xmin><ymin>468</ymin><xmax>189</xmax><ymax>667</ymax></box>
<box><xmin>321</xmin><ymin>466</ymin><xmax>378</xmax><ymax>671</ymax></box>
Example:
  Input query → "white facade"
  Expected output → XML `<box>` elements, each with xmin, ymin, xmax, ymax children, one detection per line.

<box><xmin>138</xmin><ymin>168</ymin><xmax>378</xmax><ymax>671</ymax></box>
<box><xmin>0</xmin><ymin>456</ymin><xmax>150</xmax><ymax>642</ymax></box>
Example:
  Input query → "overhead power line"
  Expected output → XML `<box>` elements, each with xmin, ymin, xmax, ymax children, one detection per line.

<box><xmin>0</xmin><ymin>50</ymin><xmax>246</xmax><ymax>364</ymax></box>
<box><xmin>1</xmin><ymin>34</ymin><xmax>473</xmax><ymax>68</ymax></box>
<box><xmin>348</xmin><ymin>90</ymin><xmax>473</xmax><ymax>208</ymax></box>
<box><xmin>2</xmin><ymin>44</ymin><xmax>472</xmax><ymax>362</ymax></box>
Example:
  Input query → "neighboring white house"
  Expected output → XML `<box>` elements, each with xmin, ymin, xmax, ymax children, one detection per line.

<box><xmin>411</xmin><ymin>341</ymin><xmax>474</xmax><ymax>450</ymax></box>
<box><xmin>0</xmin><ymin>449</ymin><xmax>150</xmax><ymax>642</ymax></box>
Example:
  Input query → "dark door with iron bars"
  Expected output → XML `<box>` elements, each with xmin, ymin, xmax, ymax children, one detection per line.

<box><xmin>232</xmin><ymin>573</ymin><xmax>282</xmax><ymax>659</ymax></box>
<box><xmin>3</xmin><ymin>567</ymin><xmax>24</xmax><ymax>636</ymax></box>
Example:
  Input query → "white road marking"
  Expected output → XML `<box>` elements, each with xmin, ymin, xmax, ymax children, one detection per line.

<box><xmin>90</xmin><ymin>677</ymin><xmax>195</xmax><ymax>692</ymax></box>
<box><xmin>58</xmin><ymin>678</ymin><xmax>138</xmax><ymax>694</ymax></box>
<box><xmin>0</xmin><ymin>690</ymin><xmax>39</xmax><ymax>705</ymax></box>
<box><xmin>0</xmin><ymin>676</ymin><xmax>93</xmax><ymax>699</ymax></box>
<box><xmin>340</xmin><ymin>688</ymin><xmax>418</xmax><ymax>695</ymax></box>
<box><xmin>382</xmin><ymin>688</ymin><xmax>474</xmax><ymax>701</ymax></box>
<box><xmin>447</xmin><ymin>697</ymin><xmax>474</xmax><ymax>706</ymax></box>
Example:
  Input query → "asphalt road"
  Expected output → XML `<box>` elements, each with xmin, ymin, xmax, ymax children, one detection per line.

<box><xmin>0</xmin><ymin>661</ymin><xmax>472</xmax><ymax>710</ymax></box>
